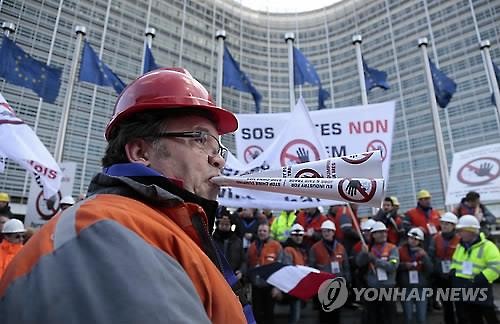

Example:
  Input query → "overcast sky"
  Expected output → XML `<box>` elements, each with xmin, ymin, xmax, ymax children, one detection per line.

<box><xmin>237</xmin><ymin>0</ymin><xmax>340</xmax><ymax>13</ymax></box>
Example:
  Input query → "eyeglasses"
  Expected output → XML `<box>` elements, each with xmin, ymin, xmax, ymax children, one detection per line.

<box><xmin>153</xmin><ymin>131</ymin><xmax>228</xmax><ymax>160</ymax></box>
<box><xmin>291</xmin><ymin>233</ymin><xmax>304</xmax><ymax>237</ymax></box>
<box><xmin>5</xmin><ymin>233</ymin><xmax>24</xmax><ymax>240</ymax></box>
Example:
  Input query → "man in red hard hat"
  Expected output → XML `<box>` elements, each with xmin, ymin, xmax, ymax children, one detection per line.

<box><xmin>0</xmin><ymin>68</ymin><xmax>254</xmax><ymax>324</ymax></box>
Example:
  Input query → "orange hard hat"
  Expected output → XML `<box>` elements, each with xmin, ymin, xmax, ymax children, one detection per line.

<box><xmin>105</xmin><ymin>68</ymin><xmax>238</xmax><ymax>140</ymax></box>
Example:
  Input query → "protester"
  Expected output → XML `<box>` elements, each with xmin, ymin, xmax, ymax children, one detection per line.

<box><xmin>213</xmin><ymin>214</ymin><xmax>244</xmax><ymax>280</ymax></box>
<box><xmin>0</xmin><ymin>219</ymin><xmax>25</xmax><ymax>278</ymax></box>
<box><xmin>239</xmin><ymin>208</ymin><xmax>260</xmax><ymax>251</ymax></box>
<box><xmin>246</xmin><ymin>223</ymin><xmax>282</xmax><ymax>324</ymax></box>
<box><xmin>403</xmin><ymin>189</ymin><xmax>441</xmax><ymax>249</ymax></box>
<box><xmin>59</xmin><ymin>195</ymin><xmax>75</xmax><ymax>211</ymax></box>
<box><xmin>283</xmin><ymin>223</ymin><xmax>307</xmax><ymax>324</ymax></box>
<box><xmin>0</xmin><ymin>192</ymin><xmax>14</xmax><ymax>218</ymax></box>
<box><xmin>450</xmin><ymin>215</ymin><xmax>500</xmax><ymax>324</ymax></box>
<box><xmin>453</xmin><ymin>191</ymin><xmax>496</xmax><ymax>237</ymax></box>
<box><xmin>356</xmin><ymin>221</ymin><xmax>399</xmax><ymax>324</ymax></box>
<box><xmin>309</xmin><ymin>220</ymin><xmax>350</xmax><ymax>324</ymax></box>
<box><xmin>397</xmin><ymin>227</ymin><xmax>433</xmax><ymax>324</ymax></box>
<box><xmin>373</xmin><ymin>197</ymin><xmax>404</xmax><ymax>245</ymax></box>
<box><xmin>271</xmin><ymin>210</ymin><xmax>296</xmax><ymax>243</ymax></box>
<box><xmin>295</xmin><ymin>207</ymin><xmax>327</xmax><ymax>248</ymax></box>
<box><xmin>428</xmin><ymin>212</ymin><xmax>460</xmax><ymax>324</ymax></box>
<box><xmin>0</xmin><ymin>68</ymin><xmax>252</xmax><ymax>323</ymax></box>
<box><xmin>0</xmin><ymin>215</ymin><xmax>9</xmax><ymax>243</ymax></box>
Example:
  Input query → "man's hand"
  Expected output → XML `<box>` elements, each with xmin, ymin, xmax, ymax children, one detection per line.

<box><xmin>346</xmin><ymin>180</ymin><xmax>362</xmax><ymax>196</ymax></box>
<box><xmin>296</xmin><ymin>147</ymin><xmax>310</xmax><ymax>163</ymax></box>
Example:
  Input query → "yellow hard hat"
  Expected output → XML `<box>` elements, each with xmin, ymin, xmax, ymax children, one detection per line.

<box><xmin>0</xmin><ymin>192</ymin><xmax>10</xmax><ymax>202</ymax></box>
<box><xmin>417</xmin><ymin>190</ymin><xmax>431</xmax><ymax>200</ymax></box>
<box><xmin>390</xmin><ymin>196</ymin><xmax>400</xmax><ymax>206</ymax></box>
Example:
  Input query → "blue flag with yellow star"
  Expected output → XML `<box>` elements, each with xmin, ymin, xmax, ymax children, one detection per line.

<box><xmin>79</xmin><ymin>41</ymin><xmax>126</xmax><ymax>94</ymax></box>
<box><xmin>0</xmin><ymin>36</ymin><xmax>62</xmax><ymax>103</ymax></box>
<box><xmin>429</xmin><ymin>58</ymin><xmax>456</xmax><ymax>108</ymax></box>
<box><xmin>223</xmin><ymin>45</ymin><xmax>262</xmax><ymax>113</ymax></box>
<box><xmin>363</xmin><ymin>58</ymin><xmax>390</xmax><ymax>92</ymax></box>
<box><xmin>143</xmin><ymin>45</ymin><xmax>159</xmax><ymax>74</ymax></box>
<box><xmin>293</xmin><ymin>47</ymin><xmax>330</xmax><ymax>109</ymax></box>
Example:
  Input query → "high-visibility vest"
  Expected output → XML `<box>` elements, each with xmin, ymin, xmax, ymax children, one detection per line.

<box><xmin>451</xmin><ymin>233</ymin><xmax>500</xmax><ymax>283</ymax></box>
<box><xmin>310</xmin><ymin>240</ymin><xmax>346</xmax><ymax>266</ymax></box>
<box><xmin>284</xmin><ymin>246</ymin><xmax>307</xmax><ymax>266</ymax></box>
<box><xmin>247</xmin><ymin>239</ymin><xmax>282</xmax><ymax>268</ymax></box>
<box><xmin>399</xmin><ymin>244</ymin><xmax>425</xmax><ymax>271</ymax></box>
<box><xmin>270</xmin><ymin>211</ymin><xmax>296</xmax><ymax>242</ymax></box>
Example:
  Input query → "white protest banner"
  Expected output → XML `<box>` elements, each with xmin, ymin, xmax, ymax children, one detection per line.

<box><xmin>0</xmin><ymin>93</ymin><xmax>62</xmax><ymax>198</ymax></box>
<box><xmin>446</xmin><ymin>143</ymin><xmax>500</xmax><ymax>205</ymax></box>
<box><xmin>213</xmin><ymin>177</ymin><xmax>384</xmax><ymax>208</ymax></box>
<box><xmin>234</xmin><ymin>101</ymin><xmax>395</xmax><ymax>183</ymax></box>
<box><xmin>25</xmin><ymin>162</ymin><xmax>76</xmax><ymax>228</ymax></box>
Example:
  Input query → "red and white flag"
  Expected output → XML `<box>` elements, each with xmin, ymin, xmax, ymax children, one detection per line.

<box><xmin>0</xmin><ymin>93</ymin><xmax>62</xmax><ymax>198</ymax></box>
<box><xmin>248</xmin><ymin>262</ymin><xmax>336</xmax><ymax>300</ymax></box>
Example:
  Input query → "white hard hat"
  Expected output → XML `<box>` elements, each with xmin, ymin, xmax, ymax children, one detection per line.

<box><xmin>408</xmin><ymin>227</ymin><xmax>425</xmax><ymax>241</ymax></box>
<box><xmin>440</xmin><ymin>212</ymin><xmax>458</xmax><ymax>225</ymax></box>
<box><xmin>2</xmin><ymin>219</ymin><xmax>26</xmax><ymax>233</ymax></box>
<box><xmin>60</xmin><ymin>196</ymin><xmax>75</xmax><ymax>206</ymax></box>
<box><xmin>290</xmin><ymin>223</ymin><xmax>305</xmax><ymax>235</ymax></box>
<box><xmin>361</xmin><ymin>219</ymin><xmax>376</xmax><ymax>231</ymax></box>
<box><xmin>321</xmin><ymin>220</ymin><xmax>336</xmax><ymax>230</ymax></box>
<box><xmin>370</xmin><ymin>221</ymin><xmax>387</xmax><ymax>233</ymax></box>
<box><xmin>456</xmin><ymin>215</ymin><xmax>480</xmax><ymax>230</ymax></box>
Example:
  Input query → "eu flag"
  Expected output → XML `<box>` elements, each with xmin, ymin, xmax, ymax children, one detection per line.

<box><xmin>293</xmin><ymin>47</ymin><xmax>320</xmax><ymax>86</ymax></box>
<box><xmin>143</xmin><ymin>45</ymin><xmax>159</xmax><ymax>73</ymax></box>
<box><xmin>223</xmin><ymin>45</ymin><xmax>262</xmax><ymax>113</ymax></box>
<box><xmin>318</xmin><ymin>87</ymin><xmax>330</xmax><ymax>109</ymax></box>
<box><xmin>293</xmin><ymin>47</ymin><xmax>330</xmax><ymax>109</ymax></box>
<box><xmin>429</xmin><ymin>58</ymin><xmax>457</xmax><ymax>108</ymax></box>
<box><xmin>0</xmin><ymin>36</ymin><xmax>62</xmax><ymax>103</ymax></box>
<box><xmin>79</xmin><ymin>41</ymin><xmax>126</xmax><ymax>94</ymax></box>
<box><xmin>363</xmin><ymin>59</ymin><xmax>390</xmax><ymax>92</ymax></box>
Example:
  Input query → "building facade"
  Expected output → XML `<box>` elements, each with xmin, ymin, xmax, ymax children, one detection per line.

<box><xmin>0</xmin><ymin>0</ymin><xmax>499</xmax><ymax>212</ymax></box>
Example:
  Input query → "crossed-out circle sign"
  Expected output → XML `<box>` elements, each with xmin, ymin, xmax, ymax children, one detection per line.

<box><xmin>366</xmin><ymin>140</ymin><xmax>387</xmax><ymax>161</ymax></box>
<box><xmin>280</xmin><ymin>139</ymin><xmax>320</xmax><ymax>166</ymax></box>
<box><xmin>295</xmin><ymin>168</ymin><xmax>322</xmax><ymax>178</ymax></box>
<box><xmin>244</xmin><ymin>145</ymin><xmax>264</xmax><ymax>163</ymax></box>
<box><xmin>338</xmin><ymin>179</ymin><xmax>377</xmax><ymax>203</ymax></box>
<box><xmin>341</xmin><ymin>152</ymin><xmax>374</xmax><ymax>164</ymax></box>
<box><xmin>457</xmin><ymin>157</ymin><xmax>500</xmax><ymax>186</ymax></box>
<box><xmin>35</xmin><ymin>190</ymin><xmax>62</xmax><ymax>220</ymax></box>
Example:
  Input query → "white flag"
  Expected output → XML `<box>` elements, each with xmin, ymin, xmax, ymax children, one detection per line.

<box><xmin>0</xmin><ymin>93</ymin><xmax>62</xmax><ymax>198</ymax></box>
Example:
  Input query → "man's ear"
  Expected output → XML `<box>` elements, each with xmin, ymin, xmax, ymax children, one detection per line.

<box><xmin>124</xmin><ymin>139</ymin><xmax>151</xmax><ymax>166</ymax></box>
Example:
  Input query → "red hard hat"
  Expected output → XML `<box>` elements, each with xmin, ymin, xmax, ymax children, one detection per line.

<box><xmin>105</xmin><ymin>67</ymin><xmax>238</xmax><ymax>140</ymax></box>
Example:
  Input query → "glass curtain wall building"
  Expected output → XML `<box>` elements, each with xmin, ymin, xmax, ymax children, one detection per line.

<box><xmin>0</xmin><ymin>0</ymin><xmax>498</xmax><ymax>211</ymax></box>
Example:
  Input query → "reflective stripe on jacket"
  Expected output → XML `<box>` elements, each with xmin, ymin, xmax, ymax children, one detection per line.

<box><xmin>271</xmin><ymin>211</ymin><xmax>296</xmax><ymax>242</ymax></box>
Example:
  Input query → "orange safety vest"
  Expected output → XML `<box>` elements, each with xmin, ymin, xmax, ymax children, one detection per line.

<box><xmin>0</xmin><ymin>195</ymin><xmax>246</xmax><ymax>323</ymax></box>
<box><xmin>284</xmin><ymin>246</ymin><xmax>307</xmax><ymax>266</ymax></box>
<box><xmin>0</xmin><ymin>240</ymin><xmax>23</xmax><ymax>278</ymax></box>
<box><xmin>247</xmin><ymin>239</ymin><xmax>282</xmax><ymax>268</ymax></box>
<box><xmin>310</xmin><ymin>240</ymin><xmax>346</xmax><ymax>266</ymax></box>
<box><xmin>434</xmin><ymin>232</ymin><xmax>460</xmax><ymax>260</ymax></box>
<box><xmin>399</xmin><ymin>244</ymin><xmax>425</xmax><ymax>271</ymax></box>
<box><xmin>369</xmin><ymin>242</ymin><xmax>396</xmax><ymax>266</ymax></box>
<box><xmin>405</xmin><ymin>207</ymin><xmax>440</xmax><ymax>235</ymax></box>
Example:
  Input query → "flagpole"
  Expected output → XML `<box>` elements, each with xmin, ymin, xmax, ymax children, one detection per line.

<box><xmin>178</xmin><ymin>0</ymin><xmax>187</xmax><ymax>66</ymax></box>
<box><xmin>418</xmin><ymin>38</ymin><xmax>449</xmax><ymax>202</ymax></box>
<box><xmin>266</xmin><ymin>7</ymin><xmax>272</xmax><ymax>113</ymax></box>
<box><xmin>352</xmin><ymin>34</ymin><xmax>368</xmax><ymax>106</ymax></box>
<box><xmin>480</xmin><ymin>40</ymin><xmax>500</xmax><ymax>121</ymax></box>
<box><xmin>323</xmin><ymin>9</ymin><xmax>335</xmax><ymax>108</ymax></box>
<box><xmin>285</xmin><ymin>32</ymin><xmax>295</xmax><ymax>111</ymax></box>
<box><xmin>54</xmin><ymin>26</ymin><xmax>86</xmax><ymax>163</ymax></box>
<box><xmin>80</xmin><ymin>0</ymin><xmax>112</xmax><ymax>194</ymax></box>
<box><xmin>215</xmin><ymin>30</ymin><xmax>226</xmax><ymax>107</ymax></box>
<box><xmin>141</xmin><ymin>28</ymin><xmax>156</xmax><ymax>75</ymax></box>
